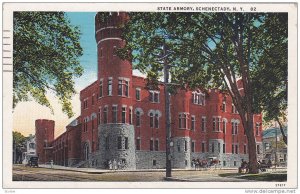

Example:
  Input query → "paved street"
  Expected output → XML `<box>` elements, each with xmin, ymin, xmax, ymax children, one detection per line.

<box><xmin>13</xmin><ymin>165</ymin><xmax>255</xmax><ymax>182</ymax></box>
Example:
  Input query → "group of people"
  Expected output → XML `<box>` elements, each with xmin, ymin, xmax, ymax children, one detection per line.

<box><xmin>191</xmin><ymin>158</ymin><xmax>220</xmax><ymax>170</ymax></box>
<box><xmin>107</xmin><ymin>159</ymin><xmax>126</xmax><ymax>170</ymax></box>
<box><xmin>239</xmin><ymin>159</ymin><xmax>273</xmax><ymax>173</ymax></box>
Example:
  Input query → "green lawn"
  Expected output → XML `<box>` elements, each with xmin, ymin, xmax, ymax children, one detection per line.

<box><xmin>219</xmin><ymin>172</ymin><xmax>287</xmax><ymax>182</ymax></box>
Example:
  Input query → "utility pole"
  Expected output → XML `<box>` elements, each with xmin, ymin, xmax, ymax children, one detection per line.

<box><xmin>163</xmin><ymin>42</ymin><xmax>172</xmax><ymax>178</ymax></box>
<box><xmin>275</xmin><ymin>127</ymin><xmax>278</xmax><ymax>170</ymax></box>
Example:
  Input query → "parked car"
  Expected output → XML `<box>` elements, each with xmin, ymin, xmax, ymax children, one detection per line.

<box><xmin>28</xmin><ymin>156</ymin><xmax>39</xmax><ymax>167</ymax></box>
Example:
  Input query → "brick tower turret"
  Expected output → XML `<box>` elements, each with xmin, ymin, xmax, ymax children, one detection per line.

<box><xmin>94</xmin><ymin>12</ymin><xmax>136</xmax><ymax>169</ymax></box>
<box><xmin>35</xmin><ymin>119</ymin><xmax>54</xmax><ymax>163</ymax></box>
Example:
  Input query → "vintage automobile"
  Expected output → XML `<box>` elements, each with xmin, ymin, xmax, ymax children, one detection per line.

<box><xmin>28</xmin><ymin>156</ymin><xmax>39</xmax><ymax>167</ymax></box>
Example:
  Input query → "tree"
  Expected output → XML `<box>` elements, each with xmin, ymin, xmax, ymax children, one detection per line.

<box><xmin>13</xmin><ymin>131</ymin><xmax>26</xmax><ymax>163</ymax></box>
<box><xmin>13</xmin><ymin>12</ymin><xmax>83</xmax><ymax>118</ymax></box>
<box><xmin>252</xmin><ymin>13</ymin><xmax>288</xmax><ymax>144</ymax></box>
<box><xmin>120</xmin><ymin>12</ymin><xmax>287</xmax><ymax>174</ymax></box>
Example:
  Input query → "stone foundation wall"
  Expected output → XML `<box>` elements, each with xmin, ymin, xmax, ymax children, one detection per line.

<box><xmin>136</xmin><ymin>151</ymin><xmax>166</xmax><ymax>169</ymax></box>
<box><xmin>97</xmin><ymin>124</ymin><xmax>136</xmax><ymax>170</ymax></box>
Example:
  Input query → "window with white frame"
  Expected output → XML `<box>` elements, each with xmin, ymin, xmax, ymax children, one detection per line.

<box><xmin>155</xmin><ymin>113</ymin><xmax>159</xmax><ymax>128</ymax></box>
<box><xmin>201</xmin><ymin>116</ymin><xmax>207</xmax><ymax>131</ymax></box>
<box><xmin>129</xmin><ymin>107</ymin><xmax>133</xmax><ymax>125</ymax></box>
<box><xmin>192</xmin><ymin>90</ymin><xmax>205</xmax><ymax>105</ymax></box>
<box><xmin>201</xmin><ymin>142</ymin><xmax>206</xmax><ymax>152</ymax></box>
<box><xmin>108</xmin><ymin>78</ymin><xmax>113</xmax><ymax>96</ymax></box>
<box><xmin>118</xmin><ymin>78</ymin><xmax>129</xmax><ymax>97</ymax></box>
<box><xmin>191</xmin><ymin>141</ymin><xmax>195</xmax><ymax>152</ymax></box>
<box><xmin>150</xmin><ymin>112</ymin><xmax>154</xmax><ymax>128</ymax></box>
<box><xmin>136</xmin><ymin>111</ymin><xmax>141</xmax><ymax>127</ymax></box>
<box><xmin>83</xmin><ymin>99</ymin><xmax>88</xmax><ymax>109</ymax></box>
<box><xmin>99</xmin><ymin>79</ymin><xmax>103</xmax><ymax>98</ymax></box>
<box><xmin>112</xmin><ymin>105</ymin><xmax>118</xmax><ymax>123</ymax></box>
<box><xmin>136</xmin><ymin>88</ymin><xmax>141</xmax><ymax>101</ymax></box>
<box><xmin>212</xmin><ymin>117</ymin><xmax>221</xmax><ymax>131</ymax></box>
<box><xmin>83</xmin><ymin>118</ymin><xmax>88</xmax><ymax>132</ymax></box>
<box><xmin>179</xmin><ymin>113</ymin><xmax>188</xmax><ymax>129</ymax></box>
<box><xmin>231</xmin><ymin>120</ymin><xmax>239</xmax><ymax>135</ymax></box>
<box><xmin>155</xmin><ymin>139</ymin><xmax>159</xmax><ymax>151</ymax></box>
<box><xmin>149</xmin><ymin>90</ymin><xmax>160</xmax><ymax>103</ymax></box>
<box><xmin>122</xmin><ymin>106</ymin><xmax>126</xmax><ymax>123</ymax></box>
<box><xmin>191</xmin><ymin>115</ymin><xmax>195</xmax><ymax>131</ymax></box>
<box><xmin>103</xmin><ymin>106</ymin><xmax>108</xmax><ymax>124</ymax></box>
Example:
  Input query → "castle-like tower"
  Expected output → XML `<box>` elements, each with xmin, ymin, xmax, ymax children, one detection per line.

<box><xmin>35</xmin><ymin>119</ymin><xmax>54</xmax><ymax>163</ymax></box>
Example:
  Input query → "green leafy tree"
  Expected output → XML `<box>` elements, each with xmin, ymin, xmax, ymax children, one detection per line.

<box><xmin>252</xmin><ymin>13</ymin><xmax>288</xmax><ymax>144</ymax></box>
<box><xmin>119</xmin><ymin>12</ymin><xmax>287</xmax><ymax>173</ymax></box>
<box><xmin>13</xmin><ymin>12</ymin><xmax>83</xmax><ymax>118</ymax></box>
<box><xmin>13</xmin><ymin>131</ymin><xmax>26</xmax><ymax>163</ymax></box>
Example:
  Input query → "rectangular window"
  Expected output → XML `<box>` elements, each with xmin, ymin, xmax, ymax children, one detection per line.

<box><xmin>118</xmin><ymin>79</ymin><xmax>129</xmax><ymax>97</ymax></box>
<box><xmin>191</xmin><ymin>116</ymin><xmax>195</xmax><ymax>131</ymax></box>
<box><xmin>217</xmin><ymin>117</ymin><xmax>221</xmax><ymax>131</ymax></box>
<box><xmin>191</xmin><ymin>141</ymin><xmax>195</xmax><ymax>152</ymax></box>
<box><xmin>223</xmin><ymin>161</ymin><xmax>226</xmax><ymax>166</ymax></box>
<box><xmin>113</xmin><ymin>46</ymin><xmax>117</xmax><ymax>56</ymax></box>
<box><xmin>83</xmin><ymin>118</ymin><xmax>88</xmax><ymax>132</ymax></box>
<box><xmin>112</xmin><ymin>106</ymin><xmax>117</xmax><ymax>123</ymax></box>
<box><xmin>149</xmin><ymin>91</ymin><xmax>160</xmax><ymax>103</ymax></box>
<box><xmin>97</xmin><ymin>108</ymin><xmax>101</xmax><ymax>125</ymax></box>
<box><xmin>179</xmin><ymin>113</ymin><xmax>187</xmax><ymax>129</ymax></box>
<box><xmin>129</xmin><ymin>107</ymin><xmax>133</xmax><ymax>125</ymax></box>
<box><xmin>117</xmin><ymin>136</ymin><xmax>122</xmax><ymax>150</ymax></box>
<box><xmin>192</xmin><ymin>91</ymin><xmax>205</xmax><ymax>105</ymax></box>
<box><xmin>212</xmin><ymin>117</ymin><xmax>216</xmax><ymax>131</ymax></box>
<box><xmin>184</xmin><ymin>140</ymin><xmax>187</xmax><ymax>152</ymax></box>
<box><xmin>118</xmin><ymin>80</ymin><xmax>122</xmax><ymax>96</ymax></box>
<box><xmin>155</xmin><ymin>113</ymin><xmax>159</xmax><ymax>128</ymax></box>
<box><xmin>136</xmin><ymin>138</ymin><xmax>141</xmax><ymax>150</ymax></box>
<box><xmin>177</xmin><ymin>142</ymin><xmax>181</xmax><ymax>152</ymax></box>
<box><xmin>223</xmin><ymin>143</ymin><xmax>226</xmax><ymax>153</ymax></box>
<box><xmin>201</xmin><ymin>117</ymin><xmax>206</xmax><ymax>131</ymax></box>
<box><xmin>212</xmin><ymin>143</ymin><xmax>215</xmax><ymax>153</ymax></box>
<box><xmin>83</xmin><ymin>99</ymin><xmax>88</xmax><ymax>109</ymax></box>
<box><xmin>122</xmin><ymin>107</ymin><xmax>126</xmax><ymax>123</ymax></box>
<box><xmin>235</xmin><ymin>145</ymin><xmax>238</xmax><ymax>154</ymax></box>
<box><xmin>244</xmin><ymin>144</ymin><xmax>247</xmax><ymax>154</ymax></box>
<box><xmin>150</xmin><ymin>140</ymin><xmax>154</xmax><ymax>151</ymax></box>
<box><xmin>103</xmin><ymin>106</ymin><xmax>108</xmax><ymax>124</ymax></box>
<box><xmin>155</xmin><ymin>139</ymin><xmax>159</xmax><ymax>151</ymax></box>
<box><xmin>108</xmin><ymin>79</ymin><xmax>112</xmax><ymax>96</ymax></box>
<box><xmin>100</xmin><ymin>47</ymin><xmax>103</xmax><ymax>57</ymax></box>
<box><xmin>202</xmin><ymin>142</ymin><xmax>205</xmax><ymax>153</ymax></box>
<box><xmin>99</xmin><ymin>80</ymin><xmax>103</xmax><ymax>97</ymax></box>
<box><xmin>153</xmin><ymin>160</ymin><xmax>157</xmax><ymax>166</ymax></box>
<box><xmin>222</xmin><ymin>102</ymin><xmax>226</xmax><ymax>112</ymax></box>
<box><xmin>105</xmin><ymin>136</ymin><xmax>109</xmax><ymax>150</ymax></box>
<box><xmin>235</xmin><ymin>123</ymin><xmax>238</xmax><ymax>134</ymax></box>
<box><xmin>136</xmin><ymin>88</ymin><xmax>141</xmax><ymax>101</ymax></box>
<box><xmin>232</xmin><ymin>144</ymin><xmax>234</xmax><ymax>154</ymax></box>
<box><xmin>223</xmin><ymin>121</ymin><xmax>226</xmax><ymax>133</ymax></box>
<box><xmin>125</xmin><ymin>137</ymin><xmax>128</xmax><ymax>149</ymax></box>
<box><xmin>234</xmin><ymin>161</ymin><xmax>237</xmax><ymax>166</ymax></box>
<box><xmin>218</xmin><ymin>143</ymin><xmax>221</xmax><ymax>153</ymax></box>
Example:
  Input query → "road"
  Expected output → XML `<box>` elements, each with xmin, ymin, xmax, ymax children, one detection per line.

<box><xmin>13</xmin><ymin>165</ymin><xmax>249</xmax><ymax>182</ymax></box>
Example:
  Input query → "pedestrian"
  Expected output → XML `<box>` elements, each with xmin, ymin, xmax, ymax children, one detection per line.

<box><xmin>113</xmin><ymin>159</ymin><xmax>117</xmax><ymax>171</ymax></box>
<box><xmin>108</xmin><ymin>160</ymin><xmax>112</xmax><ymax>170</ymax></box>
<box><xmin>50</xmin><ymin>160</ymin><xmax>54</xmax><ymax>169</ymax></box>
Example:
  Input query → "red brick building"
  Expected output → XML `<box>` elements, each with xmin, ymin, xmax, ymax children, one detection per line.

<box><xmin>35</xmin><ymin>12</ymin><xmax>263</xmax><ymax>169</ymax></box>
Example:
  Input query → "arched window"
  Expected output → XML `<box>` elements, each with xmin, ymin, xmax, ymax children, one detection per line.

<box><xmin>150</xmin><ymin>112</ymin><xmax>154</xmax><ymax>128</ymax></box>
<box><xmin>136</xmin><ymin>111</ymin><xmax>141</xmax><ymax>127</ymax></box>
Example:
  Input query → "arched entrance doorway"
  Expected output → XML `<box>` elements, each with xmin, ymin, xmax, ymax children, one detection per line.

<box><xmin>84</xmin><ymin>143</ymin><xmax>89</xmax><ymax>160</ymax></box>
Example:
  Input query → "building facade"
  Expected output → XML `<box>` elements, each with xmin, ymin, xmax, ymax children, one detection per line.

<box><xmin>35</xmin><ymin>12</ymin><xmax>263</xmax><ymax>169</ymax></box>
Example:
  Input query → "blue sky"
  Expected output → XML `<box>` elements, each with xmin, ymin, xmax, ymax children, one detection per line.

<box><xmin>66</xmin><ymin>12</ymin><xmax>98</xmax><ymax>91</ymax></box>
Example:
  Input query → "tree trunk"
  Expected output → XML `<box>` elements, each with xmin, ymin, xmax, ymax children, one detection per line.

<box><xmin>245</xmin><ymin>116</ymin><xmax>259</xmax><ymax>174</ymax></box>
<box><xmin>276</xmin><ymin>118</ymin><xmax>287</xmax><ymax>145</ymax></box>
